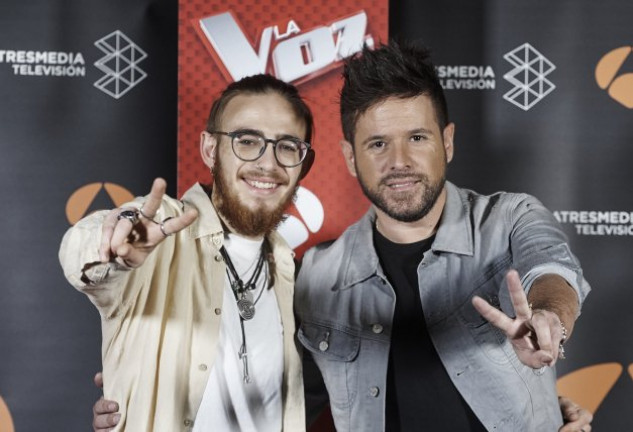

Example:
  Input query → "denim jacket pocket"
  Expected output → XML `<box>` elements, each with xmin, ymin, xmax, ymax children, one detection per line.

<box><xmin>298</xmin><ymin>321</ymin><xmax>360</xmax><ymax>408</ymax></box>
<box><xmin>459</xmin><ymin>275</ymin><xmax>512</xmax><ymax>365</ymax></box>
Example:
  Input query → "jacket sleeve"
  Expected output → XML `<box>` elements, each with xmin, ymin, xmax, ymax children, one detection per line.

<box><xmin>508</xmin><ymin>193</ymin><xmax>591</xmax><ymax>306</ymax></box>
<box><xmin>58</xmin><ymin>208</ymin><xmax>132</xmax><ymax>314</ymax></box>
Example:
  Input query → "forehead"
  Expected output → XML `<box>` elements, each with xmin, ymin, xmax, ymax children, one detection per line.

<box><xmin>355</xmin><ymin>95</ymin><xmax>441</xmax><ymax>138</ymax></box>
<box><xmin>219</xmin><ymin>92</ymin><xmax>306</xmax><ymax>138</ymax></box>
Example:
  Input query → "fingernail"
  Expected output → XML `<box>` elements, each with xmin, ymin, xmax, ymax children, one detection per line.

<box><xmin>108</xmin><ymin>403</ymin><xmax>117</xmax><ymax>411</ymax></box>
<box><xmin>113</xmin><ymin>413</ymin><xmax>121</xmax><ymax>422</ymax></box>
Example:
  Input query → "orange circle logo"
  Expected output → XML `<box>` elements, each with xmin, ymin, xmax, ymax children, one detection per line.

<box><xmin>0</xmin><ymin>396</ymin><xmax>15</xmax><ymax>432</ymax></box>
<box><xmin>595</xmin><ymin>46</ymin><xmax>633</xmax><ymax>108</ymax></box>
<box><xmin>557</xmin><ymin>362</ymin><xmax>632</xmax><ymax>415</ymax></box>
<box><xmin>66</xmin><ymin>182</ymin><xmax>134</xmax><ymax>225</ymax></box>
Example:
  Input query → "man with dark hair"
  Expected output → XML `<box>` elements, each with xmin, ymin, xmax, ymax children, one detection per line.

<box><xmin>60</xmin><ymin>74</ymin><xmax>314</xmax><ymax>431</ymax></box>
<box><xmin>296</xmin><ymin>41</ymin><xmax>591</xmax><ymax>431</ymax></box>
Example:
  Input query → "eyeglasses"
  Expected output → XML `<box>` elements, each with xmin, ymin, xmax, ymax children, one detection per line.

<box><xmin>209</xmin><ymin>130</ymin><xmax>312</xmax><ymax>168</ymax></box>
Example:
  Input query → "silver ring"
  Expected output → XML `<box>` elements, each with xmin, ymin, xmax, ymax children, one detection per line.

<box><xmin>139</xmin><ymin>204</ymin><xmax>157</xmax><ymax>222</ymax></box>
<box><xmin>160</xmin><ymin>217</ymin><xmax>173</xmax><ymax>237</ymax></box>
<box><xmin>117</xmin><ymin>209</ymin><xmax>139</xmax><ymax>226</ymax></box>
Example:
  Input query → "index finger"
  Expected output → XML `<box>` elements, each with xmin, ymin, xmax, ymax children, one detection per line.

<box><xmin>140</xmin><ymin>178</ymin><xmax>168</xmax><ymax>219</ymax></box>
<box><xmin>472</xmin><ymin>295</ymin><xmax>514</xmax><ymax>333</ymax></box>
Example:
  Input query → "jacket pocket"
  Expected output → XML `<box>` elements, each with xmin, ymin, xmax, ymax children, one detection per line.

<box><xmin>298</xmin><ymin>321</ymin><xmax>360</xmax><ymax>409</ymax></box>
<box><xmin>458</xmin><ymin>270</ymin><xmax>512</xmax><ymax>365</ymax></box>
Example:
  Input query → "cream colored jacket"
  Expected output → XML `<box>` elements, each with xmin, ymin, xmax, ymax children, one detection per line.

<box><xmin>59</xmin><ymin>183</ymin><xmax>305</xmax><ymax>431</ymax></box>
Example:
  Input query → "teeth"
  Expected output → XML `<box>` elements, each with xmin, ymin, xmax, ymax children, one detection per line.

<box><xmin>250</xmin><ymin>180</ymin><xmax>276</xmax><ymax>189</ymax></box>
<box><xmin>390</xmin><ymin>182</ymin><xmax>413</xmax><ymax>189</ymax></box>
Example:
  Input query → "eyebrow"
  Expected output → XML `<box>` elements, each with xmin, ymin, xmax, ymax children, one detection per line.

<box><xmin>360</xmin><ymin>128</ymin><xmax>434</xmax><ymax>145</ymax></box>
<box><xmin>231</xmin><ymin>127</ymin><xmax>302</xmax><ymax>141</ymax></box>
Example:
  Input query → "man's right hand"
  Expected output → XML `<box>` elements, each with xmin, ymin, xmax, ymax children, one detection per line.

<box><xmin>93</xmin><ymin>372</ymin><xmax>121</xmax><ymax>432</ymax></box>
<box><xmin>99</xmin><ymin>178</ymin><xmax>198</xmax><ymax>268</ymax></box>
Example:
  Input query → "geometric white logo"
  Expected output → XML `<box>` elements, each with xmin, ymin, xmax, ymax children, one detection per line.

<box><xmin>277</xmin><ymin>186</ymin><xmax>325</xmax><ymax>250</ymax></box>
<box><xmin>94</xmin><ymin>30</ymin><xmax>147</xmax><ymax>99</ymax></box>
<box><xmin>503</xmin><ymin>43</ymin><xmax>556</xmax><ymax>111</ymax></box>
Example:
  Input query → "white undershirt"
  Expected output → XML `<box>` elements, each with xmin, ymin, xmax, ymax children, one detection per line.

<box><xmin>193</xmin><ymin>234</ymin><xmax>284</xmax><ymax>432</ymax></box>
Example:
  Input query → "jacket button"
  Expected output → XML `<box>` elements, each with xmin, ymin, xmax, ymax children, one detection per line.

<box><xmin>319</xmin><ymin>341</ymin><xmax>329</xmax><ymax>351</ymax></box>
<box><xmin>214</xmin><ymin>308</ymin><xmax>222</xmax><ymax>315</ymax></box>
<box><xmin>369</xmin><ymin>386</ymin><xmax>380</xmax><ymax>397</ymax></box>
<box><xmin>198</xmin><ymin>364</ymin><xmax>208</xmax><ymax>371</ymax></box>
<box><xmin>184</xmin><ymin>418</ymin><xmax>194</xmax><ymax>426</ymax></box>
<box><xmin>371</xmin><ymin>324</ymin><xmax>383</xmax><ymax>334</ymax></box>
<box><xmin>214</xmin><ymin>254</ymin><xmax>223</xmax><ymax>262</ymax></box>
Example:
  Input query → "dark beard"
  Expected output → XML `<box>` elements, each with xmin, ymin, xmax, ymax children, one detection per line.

<box><xmin>358</xmin><ymin>170</ymin><xmax>446</xmax><ymax>223</ymax></box>
<box><xmin>212</xmin><ymin>157</ymin><xmax>297</xmax><ymax>237</ymax></box>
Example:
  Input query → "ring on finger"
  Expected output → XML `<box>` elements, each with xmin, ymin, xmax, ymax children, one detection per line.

<box><xmin>139</xmin><ymin>204</ymin><xmax>157</xmax><ymax>222</ymax></box>
<box><xmin>117</xmin><ymin>209</ymin><xmax>140</xmax><ymax>226</ymax></box>
<box><xmin>160</xmin><ymin>217</ymin><xmax>174</xmax><ymax>237</ymax></box>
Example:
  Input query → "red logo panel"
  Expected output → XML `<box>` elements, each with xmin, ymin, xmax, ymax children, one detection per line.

<box><xmin>178</xmin><ymin>0</ymin><xmax>388</xmax><ymax>256</ymax></box>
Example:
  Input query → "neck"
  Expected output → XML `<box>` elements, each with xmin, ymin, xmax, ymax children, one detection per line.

<box><xmin>374</xmin><ymin>187</ymin><xmax>446</xmax><ymax>244</ymax></box>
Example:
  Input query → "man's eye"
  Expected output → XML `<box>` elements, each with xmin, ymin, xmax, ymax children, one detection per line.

<box><xmin>278</xmin><ymin>141</ymin><xmax>300</xmax><ymax>153</ymax></box>
<box><xmin>411</xmin><ymin>134</ymin><xmax>427</xmax><ymax>142</ymax></box>
<box><xmin>369</xmin><ymin>141</ymin><xmax>386</xmax><ymax>149</ymax></box>
<box><xmin>237</xmin><ymin>136</ymin><xmax>259</xmax><ymax>146</ymax></box>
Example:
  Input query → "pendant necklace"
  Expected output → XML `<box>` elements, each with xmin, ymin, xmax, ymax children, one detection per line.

<box><xmin>220</xmin><ymin>241</ymin><xmax>269</xmax><ymax>382</ymax></box>
<box><xmin>220</xmin><ymin>245</ymin><xmax>266</xmax><ymax>320</ymax></box>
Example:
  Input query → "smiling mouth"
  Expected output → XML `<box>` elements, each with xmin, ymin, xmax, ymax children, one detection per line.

<box><xmin>388</xmin><ymin>181</ymin><xmax>418</xmax><ymax>189</ymax></box>
<box><xmin>246</xmin><ymin>179</ymin><xmax>279</xmax><ymax>190</ymax></box>
<box><xmin>384</xmin><ymin>178</ymin><xmax>420</xmax><ymax>190</ymax></box>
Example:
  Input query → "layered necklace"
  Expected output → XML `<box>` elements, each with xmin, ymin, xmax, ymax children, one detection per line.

<box><xmin>220</xmin><ymin>239</ymin><xmax>270</xmax><ymax>383</ymax></box>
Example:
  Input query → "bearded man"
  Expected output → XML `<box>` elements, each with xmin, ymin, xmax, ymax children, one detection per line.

<box><xmin>295</xmin><ymin>41</ymin><xmax>591</xmax><ymax>432</ymax></box>
<box><xmin>59</xmin><ymin>74</ymin><xmax>315</xmax><ymax>432</ymax></box>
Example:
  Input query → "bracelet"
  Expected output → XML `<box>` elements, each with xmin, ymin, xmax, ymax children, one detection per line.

<box><xmin>529</xmin><ymin>303</ymin><xmax>568</xmax><ymax>360</ymax></box>
<box><xmin>558</xmin><ymin>321</ymin><xmax>568</xmax><ymax>360</ymax></box>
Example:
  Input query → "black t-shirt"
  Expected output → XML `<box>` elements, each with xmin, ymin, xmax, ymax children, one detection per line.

<box><xmin>373</xmin><ymin>227</ymin><xmax>486</xmax><ymax>432</ymax></box>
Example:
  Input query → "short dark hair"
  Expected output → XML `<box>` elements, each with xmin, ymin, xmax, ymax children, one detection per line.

<box><xmin>206</xmin><ymin>74</ymin><xmax>314</xmax><ymax>144</ymax></box>
<box><xmin>340</xmin><ymin>40</ymin><xmax>449</xmax><ymax>144</ymax></box>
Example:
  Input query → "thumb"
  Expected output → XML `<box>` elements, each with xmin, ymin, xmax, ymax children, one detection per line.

<box><xmin>114</xmin><ymin>243</ymin><xmax>146</xmax><ymax>268</ymax></box>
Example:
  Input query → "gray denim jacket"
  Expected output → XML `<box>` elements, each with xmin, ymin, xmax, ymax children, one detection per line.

<box><xmin>296</xmin><ymin>182</ymin><xmax>590</xmax><ymax>432</ymax></box>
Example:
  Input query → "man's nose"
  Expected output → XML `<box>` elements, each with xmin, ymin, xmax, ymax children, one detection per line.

<box><xmin>388</xmin><ymin>142</ymin><xmax>413</xmax><ymax>169</ymax></box>
<box><xmin>255</xmin><ymin>140</ymin><xmax>278</xmax><ymax>169</ymax></box>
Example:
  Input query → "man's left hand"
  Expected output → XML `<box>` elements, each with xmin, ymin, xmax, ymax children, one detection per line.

<box><xmin>472</xmin><ymin>269</ymin><xmax>566</xmax><ymax>368</ymax></box>
<box><xmin>558</xmin><ymin>395</ymin><xmax>593</xmax><ymax>432</ymax></box>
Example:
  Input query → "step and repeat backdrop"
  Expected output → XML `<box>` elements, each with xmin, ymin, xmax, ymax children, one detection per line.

<box><xmin>1</xmin><ymin>0</ymin><xmax>631</xmax><ymax>430</ymax></box>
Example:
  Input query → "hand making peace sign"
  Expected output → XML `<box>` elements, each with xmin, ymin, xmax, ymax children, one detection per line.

<box><xmin>472</xmin><ymin>270</ymin><xmax>568</xmax><ymax>369</ymax></box>
<box><xmin>98</xmin><ymin>178</ymin><xmax>198</xmax><ymax>268</ymax></box>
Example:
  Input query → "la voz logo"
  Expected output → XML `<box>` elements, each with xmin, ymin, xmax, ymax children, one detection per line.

<box><xmin>193</xmin><ymin>10</ymin><xmax>374</xmax><ymax>84</ymax></box>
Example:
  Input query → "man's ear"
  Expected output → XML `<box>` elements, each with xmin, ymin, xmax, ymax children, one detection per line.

<box><xmin>340</xmin><ymin>139</ymin><xmax>357</xmax><ymax>177</ymax></box>
<box><xmin>443</xmin><ymin>122</ymin><xmax>455</xmax><ymax>163</ymax></box>
<box><xmin>200</xmin><ymin>131</ymin><xmax>217</xmax><ymax>169</ymax></box>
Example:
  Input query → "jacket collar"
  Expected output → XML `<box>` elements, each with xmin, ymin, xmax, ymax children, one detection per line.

<box><xmin>340</xmin><ymin>181</ymin><xmax>474</xmax><ymax>288</ymax></box>
<box><xmin>181</xmin><ymin>183</ymin><xmax>225</xmax><ymax>242</ymax></box>
<box><xmin>432</xmin><ymin>181</ymin><xmax>474</xmax><ymax>256</ymax></box>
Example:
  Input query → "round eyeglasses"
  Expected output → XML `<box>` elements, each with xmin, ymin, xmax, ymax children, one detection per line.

<box><xmin>209</xmin><ymin>130</ymin><xmax>312</xmax><ymax>168</ymax></box>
